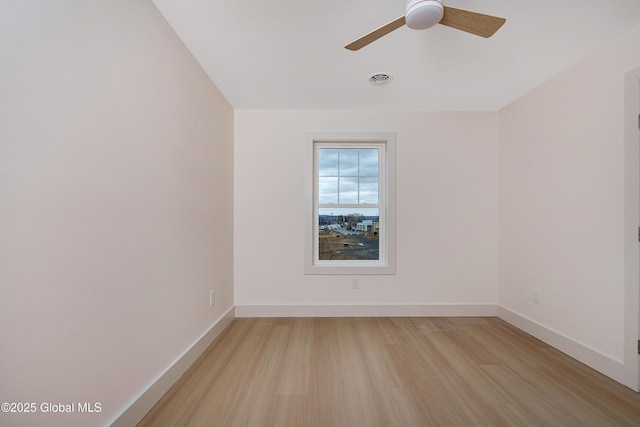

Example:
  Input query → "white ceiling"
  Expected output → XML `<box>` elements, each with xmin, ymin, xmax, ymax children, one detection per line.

<box><xmin>152</xmin><ymin>0</ymin><xmax>640</xmax><ymax>111</ymax></box>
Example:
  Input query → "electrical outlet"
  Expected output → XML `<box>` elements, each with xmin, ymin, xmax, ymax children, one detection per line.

<box><xmin>533</xmin><ymin>289</ymin><xmax>540</xmax><ymax>304</ymax></box>
<box><xmin>352</xmin><ymin>278</ymin><xmax>359</xmax><ymax>290</ymax></box>
<box><xmin>210</xmin><ymin>290</ymin><xmax>215</xmax><ymax>307</ymax></box>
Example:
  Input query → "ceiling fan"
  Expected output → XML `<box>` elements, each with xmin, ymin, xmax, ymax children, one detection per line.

<box><xmin>345</xmin><ymin>0</ymin><xmax>506</xmax><ymax>51</ymax></box>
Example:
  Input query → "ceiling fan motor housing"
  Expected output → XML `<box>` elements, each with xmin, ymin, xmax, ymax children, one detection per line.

<box><xmin>406</xmin><ymin>0</ymin><xmax>444</xmax><ymax>30</ymax></box>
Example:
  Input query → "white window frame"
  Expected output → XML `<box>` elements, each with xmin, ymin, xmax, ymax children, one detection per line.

<box><xmin>304</xmin><ymin>132</ymin><xmax>396</xmax><ymax>275</ymax></box>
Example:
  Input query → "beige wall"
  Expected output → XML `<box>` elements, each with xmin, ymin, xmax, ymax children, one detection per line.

<box><xmin>0</xmin><ymin>1</ymin><xmax>234</xmax><ymax>426</ymax></box>
<box><xmin>234</xmin><ymin>110</ymin><xmax>499</xmax><ymax>310</ymax></box>
<box><xmin>498</xmin><ymin>24</ymin><xmax>640</xmax><ymax>387</ymax></box>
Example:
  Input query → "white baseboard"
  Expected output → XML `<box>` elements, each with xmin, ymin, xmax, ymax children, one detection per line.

<box><xmin>109</xmin><ymin>306</ymin><xmax>235</xmax><ymax>427</ymax></box>
<box><xmin>497</xmin><ymin>305</ymin><xmax>628</xmax><ymax>387</ymax></box>
<box><xmin>235</xmin><ymin>303</ymin><xmax>497</xmax><ymax>318</ymax></box>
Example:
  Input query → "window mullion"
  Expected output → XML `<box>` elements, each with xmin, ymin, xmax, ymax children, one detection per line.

<box><xmin>336</xmin><ymin>149</ymin><xmax>339</xmax><ymax>205</ymax></box>
<box><xmin>357</xmin><ymin>149</ymin><xmax>360</xmax><ymax>205</ymax></box>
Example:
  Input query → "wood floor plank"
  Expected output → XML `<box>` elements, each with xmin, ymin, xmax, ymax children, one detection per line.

<box><xmin>137</xmin><ymin>317</ymin><xmax>640</xmax><ymax>427</ymax></box>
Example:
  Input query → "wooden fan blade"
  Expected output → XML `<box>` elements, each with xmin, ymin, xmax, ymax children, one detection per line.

<box><xmin>345</xmin><ymin>16</ymin><xmax>406</xmax><ymax>51</ymax></box>
<box><xmin>440</xmin><ymin>7</ymin><xmax>505</xmax><ymax>38</ymax></box>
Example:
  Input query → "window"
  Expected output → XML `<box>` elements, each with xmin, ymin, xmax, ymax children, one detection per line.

<box><xmin>305</xmin><ymin>132</ymin><xmax>396</xmax><ymax>274</ymax></box>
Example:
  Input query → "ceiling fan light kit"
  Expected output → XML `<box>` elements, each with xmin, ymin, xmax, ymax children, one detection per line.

<box><xmin>344</xmin><ymin>0</ymin><xmax>506</xmax><ymax>51</ymax></box>
<box><xmin>406</xmin><ymin>0</ymin><xmax>444</xmax><ymax>30</ymax></box>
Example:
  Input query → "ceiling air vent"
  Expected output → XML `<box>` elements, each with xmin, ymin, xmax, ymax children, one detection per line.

<box><xmin>368</xmin><ymin>72</ymin><xmax>392</xmax><ymax>86</ymax></box>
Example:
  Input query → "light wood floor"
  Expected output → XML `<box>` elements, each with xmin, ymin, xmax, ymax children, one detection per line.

<box><xmin>138</xmin><ymin>317</ymin><xmax>640</xmax><ymax>426</ymax></box>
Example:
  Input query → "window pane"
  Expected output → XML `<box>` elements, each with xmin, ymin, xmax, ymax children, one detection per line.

<box><xmin>319</xmin><ymin>207</ymin><xmax>379</xmax><ymax>217</ymax></box>
<box><xmin>318</xmin><ymin>208</ymin><xmax>380</xmax><ymax>260</ymax></box>
<box><xmin>339</xmin><ymin>177</ymin><xmax>358</xmax><ymax>204</ymax></box>
<box><xmin>318</xmin><ymin>149</ymin><xmax>338</xmax><ymax>176</ymax></box>
<box><xmin>359</xmin><ymin>149</ymin><xmax>378</xmax><ymax>177</ymax></box>
<box><xmin>318</xmin><ymin>177</ymin><xmax>338</xmax><ymax>204</ymax></box>
<box><xmin>359</xmin><ymin>178</ymin><xmax>378</xmax><ymax>204</ymax></box>
<box><xmin>339</xmin><ymin>149</ymin><xmax>358</xmax><ymax>177</ymax></box>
